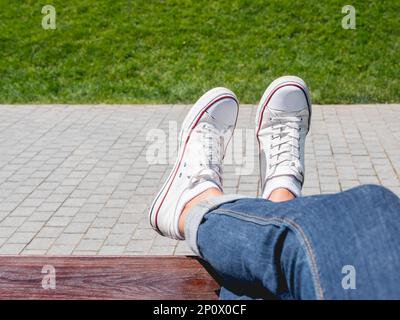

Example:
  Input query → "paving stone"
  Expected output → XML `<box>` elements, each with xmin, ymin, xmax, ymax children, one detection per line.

<box><xmin>72</xmin><ymin>213</ymin><xmax>97</xmax><ymax>223</ymax></box>
<box><xmin>153</xmin><ymin>236</ymin><xmax>178</xmax><ymax>247</ymax></box>
<box><xmin>0</xmin><ymin>226</ymin><xmax>17</xmax><ymax>238</ymax></box>
<box><xmin>0</xmin><ymin>238</ymin><xmax>8</xmax><ymax>247</ymax></box>
<box><xmin>118</xmin><ymin>213</ymin><xmax>142</xmax><ymax>224</ymax></box>
<box><xmin>149</xmin><ymin>246</ymin><xmax>175</xmax><ymax>255</ymax></box>
<box><xmin>63</xmin><ymin>198</ymin><xmax>87</xmax><ymax>207</ymax></box>
<box><xmin>0</xmin><ymin>202</ymin><xmax>20</xmax><ymax>212</ymax></box>
<box><xmin>0</xmin><ymin>243</ymin><xmax>26</xmax><ymax>254</ymax></box>
<box><xmin>55</xmin><ymin>207</ymin><xmax>80</xmax><ymax>217</ymax></box>
<box><xmin>18</xmin><ymin>222</ymin><xmax>45</xmax><ymax>233</ymax></box>
<box><xmin>133</xmin><ymin>228</ymin><xmax>156</xmax><ymax>240</ymax></box>
<box><xmin>75</xmin><ymin>239</ymin><xmax>104</xmax><ymax>251</ymax></box>
<box><xmin>105</xmin><ymin>199</ymin><xmax>128</xmax><ymax>208</ymax></box>
<box><xmin>10</xmin><ymin>207</ymin><xmax>36</xmax><ymax>217</ymax></box>
<box><xmin>47</xmin><ymin>245</ymin><xmax>76</xmax><ymax>255</ymax></box>
<box><xmin>79</xmin><ymin>203</ymin><xmax>104</xmax><ymax>213</ymax></box>
<box><xmin>19</xmin><ymin>198</ymin><xmax>45</xmax><ymax>207</ymax></box>
<box><xmin>27</xmin><ymin>211</ymin><xmax>54</xmax><ymax>221</ymax></box>
<box><xmin>91</xmin><ymin>217</ymin><xmax>117</xmax><ymax>228</ymax></box>
<box><xmin>26</xmin><ymin>238</ymin><xmax>55</xmax><ymax>250</ymax></box>
<box><xmin>126</xmin><ymin>240</ymin><xmax>153</xmax><ymax>253</ymax></box>
<box><xmin>83</xmin><ymin>228</ymin><xmax>110</xmax><ymax>240</ymax></box>
<box><xmin>54</xmin><ymin>233</ymin><xmax>83</xmax><ymax>246</ymax></box>
<box><xmin>340</xmin><ymin>180</ymin><xmax>361</xmax><ymax>190</ymax></box>
<box><xmin>1</xmin><ymin>216</ymin><xmax>27</xmax><ymax>227</ymax></box>
<box><xmin>46</xmin><ymin>217</ymin><xmax>71</xmax><ymax>227</ymax></box>
<box><xmin>7</xmin><ymin>232</ymin><xmax>36</xmax><ymax>244</ymax></box>
<box><xmin>20</xmin><ymin>249</ymin><xmax>48</xmax><ymax>255</ymax></box>
<box><xmin>137</xmin><ymin>217</ymin><xmax>154</xmax><ymax>229</ymax></box>
<box><xmin>64</xmin><ymin>222</ymin><xmax>91</xmax><ymax>234</ymax></box>
<box><xmin>87</xmin><ymin>195</ymin><xmax>109</xmax><ymax>204</ymax></box>
<box><xmin>108</xmin><ymin>223</ymin><xmax>135</xmax><ymax>235</ymax></box>
<box><xmin>36</xmin><ymin>227</ymin><xmax>64</xmax><ymax>238</ymax></box>
<box><xmin>99</xmin><ymin>246</ymin><xmax>125</xmax><ymax>255</ymax></box>
<box><xmin>104</xmin><ymin>234</ymin><xmax>131</xmax><ymax>246</ymax></box>
<box><xmin>37</xmin><ymin>202</ymin><xmax>62</xmax><ymax>212</ymax></box>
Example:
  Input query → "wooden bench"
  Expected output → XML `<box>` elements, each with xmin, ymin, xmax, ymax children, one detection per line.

<box><xmin>0</xmin><ymin>256</ymin><xmax>220</xmax><ymax>300</ymax></box>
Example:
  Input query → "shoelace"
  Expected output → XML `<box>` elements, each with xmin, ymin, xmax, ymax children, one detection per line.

<box><xmin>181</xmin><ymin>122</ymin><xmax>225</xmax><ymax>188</ymax></box>
<box><xmin>269</xmin><ymin>114</ymin><xmax>302</xmax><ymax>172</ymax></box>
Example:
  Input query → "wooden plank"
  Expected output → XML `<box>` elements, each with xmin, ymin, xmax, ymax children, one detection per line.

<box><xmin>0</xmin><ymin>256</ymin><xmax>220</xmax><ymax>300</ymax></box>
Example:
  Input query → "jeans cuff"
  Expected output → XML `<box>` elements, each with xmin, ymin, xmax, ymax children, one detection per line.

<box><xmin>184</xmin><ymin>194</ymin><xmax>249</xmax><ymax>257</ymax></box>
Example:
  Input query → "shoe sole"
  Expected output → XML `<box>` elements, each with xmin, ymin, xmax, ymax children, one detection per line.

<box><xmin>149</xmin><ymin>88</ymin><xmax>239</xmax><ymax>235</ymax></box>
<box><xmin>255</xmin><ymin>76</ymin><xmax>312</xmax><ymax>192</ymax></box>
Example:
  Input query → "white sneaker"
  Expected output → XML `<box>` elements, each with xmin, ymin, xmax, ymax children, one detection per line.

<box><xmin>255</xmin><ymin>76</ymin><xmax>312</xmax><ymax>199</ymax></box>
<box><xmin>149</xmin><ymin>88</ymin><xmax>239</xmax><ymax>240</ymax></box>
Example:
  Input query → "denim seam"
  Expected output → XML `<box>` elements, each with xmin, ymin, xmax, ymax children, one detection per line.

<box><xmin>214</xmin><ymin>208</ymin><xmax>325</xmax><ymax>300</ymax></box>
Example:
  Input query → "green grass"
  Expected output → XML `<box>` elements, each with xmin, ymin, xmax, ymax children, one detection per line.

<box><xmin>0</xmin><ymin>0</ymin><xmax>399</xmax><ymax>104</ymax></box>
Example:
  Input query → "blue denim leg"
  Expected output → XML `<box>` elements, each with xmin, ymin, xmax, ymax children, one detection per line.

<box><xmin>186</xmin><ymin>185</ymin><xmax>400</xmax><ymax>300</ymax></box>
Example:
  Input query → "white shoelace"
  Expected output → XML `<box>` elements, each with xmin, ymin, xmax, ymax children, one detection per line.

<box><xmin>181</xmin><ymin>122</ymin><xmax>225</xmax><ymax>188</ymax></box>
<box><xmin>269</xmin><ymin>115</ymin><xmax>302</xmax><ymax>172</ymax></box>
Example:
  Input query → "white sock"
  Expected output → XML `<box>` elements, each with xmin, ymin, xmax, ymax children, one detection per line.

<box><xmin>262</xmin><ymin>175</ymin><xmax>301</xmax><ymax>199</ymax></box>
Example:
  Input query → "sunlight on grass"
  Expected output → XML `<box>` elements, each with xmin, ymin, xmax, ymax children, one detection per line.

<box><xmin>0</xmin><ymin>0</ymin><xmax>399</xmax><ymax>104</ymax></box>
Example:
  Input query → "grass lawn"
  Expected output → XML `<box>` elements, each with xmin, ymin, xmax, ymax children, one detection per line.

<box><xmin>0</xmin><ymin>0</ymin><xmax>399</xmax><ymax>104</ymax></box>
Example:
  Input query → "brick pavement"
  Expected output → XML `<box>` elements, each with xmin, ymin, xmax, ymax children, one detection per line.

<box><xmin>0</xmin><ymin>104</ymin><xmax>399</xmax><ymax>255</ymax></box>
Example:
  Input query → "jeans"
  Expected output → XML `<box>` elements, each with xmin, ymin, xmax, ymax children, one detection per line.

<box><xmin>184</xmin><ymin>185</ymin><xmax>400</xmax><ymax>300</ymax></box>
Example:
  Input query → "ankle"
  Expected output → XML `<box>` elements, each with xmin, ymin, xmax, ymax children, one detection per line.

<box><xmin>268</xmin><ymin>188</ymin><xmax>295</xmax><ymax>202</ymax></box>
<box><xmin>178</xmin><ymin>187</ymin><xmax>223</xmax><ymax>236</ymax></box>
<box><xmin>263</xmin><ymin>175</ymin><xmax>301</xmax><ymax>199</ymax></box>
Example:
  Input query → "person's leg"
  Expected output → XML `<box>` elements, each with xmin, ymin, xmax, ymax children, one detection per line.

<box><xmin>179</xmin><ymin>188</ymin><xmax>294</xmax><ymax>235</ymax></box>
<box><xmin>180</xmin><ymin>76</ymin><xmax>313</xmax><ymax>299</ymax></box>
<box><xmin>149</xmin><ymin>87</ymin><xmax>239</xmax><ymax>240</ymax></box>
<box><xmin>256</xmin><ymin>75</ymin><xmax>312</xmax><ymax>200</ymax></box>
<box><xmin>214</xmin><ymin>76</ymin><xmax>310</xmax><ymax>298</ymax></box>
<box><xmin>151</xmin><ymin>77</ymin><xmax>315</xmax><ymax>299</ymax></box>
<box><xmin>266</xmin><ymin>188</ymin><xmax>295</xmax><ymax>202</ymax></box>
<box><xmin>185</xmin><ymin>184</ymin><xmax>400</xmax><ymax>299</ymax></box>
<box><xmin>180</xmin><ymin>76</ymin><xmax>400</xmax><ymax>299</ymax></box>
<box><xmin>150</xmin><ymin>76</ymin><xmax>307</xmax><ymax>239</ymax></box>
<box><xmin>179</xmin><ymin>188</ymin><xmax>223</xmax><ymax>234</ymax></box>
<box><xmin>150</xmin><ymin>77</ymin><xmax>400</xmax><ymax>299</ymax></box>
